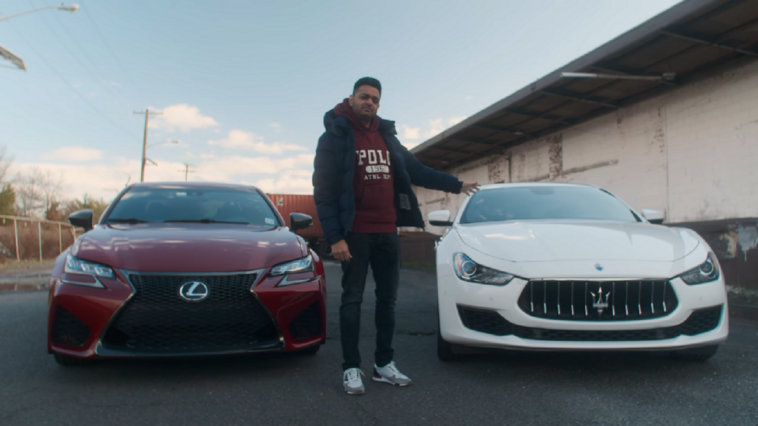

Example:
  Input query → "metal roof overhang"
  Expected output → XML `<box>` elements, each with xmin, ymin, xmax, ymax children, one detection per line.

<box><xmin>411</xmin><ymin>0</ymin><xmax>758</xmax><ymax>169</ymax></box>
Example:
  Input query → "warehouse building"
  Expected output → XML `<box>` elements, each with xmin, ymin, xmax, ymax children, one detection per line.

<box><xmin>407</xmin><ymin>0</ymin><xmax>758</xmax><ymax>290</ymax></box>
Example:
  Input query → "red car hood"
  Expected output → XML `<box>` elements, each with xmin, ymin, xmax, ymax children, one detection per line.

<box><xmin>73</xmin><ymin>223</ymin><xmax>306</xmax><ymax>272</ymax></box>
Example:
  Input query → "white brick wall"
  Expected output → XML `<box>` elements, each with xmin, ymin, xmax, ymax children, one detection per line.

<box><xmin>411</xmin><ymin>60</ymin><xmax>758</xmax><ymax>235</ymax></box>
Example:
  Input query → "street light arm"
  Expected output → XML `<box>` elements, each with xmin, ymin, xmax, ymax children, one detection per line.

<box><xmin>0</xmin><ymin>4</ymin><xmax>79</xmax><ymax>22</ymax></box>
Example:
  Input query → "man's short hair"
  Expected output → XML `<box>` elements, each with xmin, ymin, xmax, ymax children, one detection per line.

<box><xmin>353</xmin><ymin>77</ymin><xmax>381</xmax><ymax>95</ymax></box>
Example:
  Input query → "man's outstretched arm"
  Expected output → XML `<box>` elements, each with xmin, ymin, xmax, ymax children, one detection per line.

<box><xmin>397</xmin><ymin>142</ymin><xmax>479</xmax><ymax>194</ymax></box>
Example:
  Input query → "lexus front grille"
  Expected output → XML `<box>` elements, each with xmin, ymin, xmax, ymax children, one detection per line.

<box><xmin>102</xmin><ymin>273</ymin><xmax>281</xmax><ymax>353</ymax></box>
<box><xmin>518</xmin><ymin>280</ymin><xmax>679</xmax><ymax>321</ymax></box>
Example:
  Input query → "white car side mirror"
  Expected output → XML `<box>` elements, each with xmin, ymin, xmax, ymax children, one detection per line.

<box><xmin>641</xmin><ymin>209</ymin><xmax>665</xmax><ymax>224</ymax></box>
<box><xmin>428</xmin><ymin>210</ymin><xmax>453</xmax><ymax>227</ymax></box>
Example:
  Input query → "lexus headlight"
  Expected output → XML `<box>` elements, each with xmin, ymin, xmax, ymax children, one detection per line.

<box><xmin>453</xmin><ymin>253</ymin><xmax>514</xmax><ymax>285</ymax></box>
<box><xmin>680</xmin><ymin>253</ymin><xmax>720</xmax><ymax>285</ymax></box>
<box><xmin>270</xmin><ymin>254</ymin><xmax>314</xmax><ymax>276</ymax></box>
<box><xmin>63</xmin><ymin>254</ymin><xmax>114</xmax><ymax>288</ymax></box>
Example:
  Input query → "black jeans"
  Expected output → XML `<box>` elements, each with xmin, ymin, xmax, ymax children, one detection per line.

<box><xmin>340</xmin><ymin>232</ymin><xmax>400</xmax><ymax>371</ymax></box>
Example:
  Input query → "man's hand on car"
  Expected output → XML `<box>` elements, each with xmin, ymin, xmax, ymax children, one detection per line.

<box><xmin>461</xmin><ymin>182</ymin><xmax>480</xmax><ymax>195</ymax></box>
<box><xmin>332</xmin><ymin>239</ymin><xmax>352</xmax><ymax>262</ymax></box>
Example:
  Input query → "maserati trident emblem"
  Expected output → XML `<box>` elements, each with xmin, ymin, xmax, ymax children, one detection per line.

<box><xmin>179</xmin><ymin>281</ymin><xmax>209</xmax><ymax>302</ymax></box>
<box><xmin>590</xmin><ymin>287</ymin><xmax>611</xmax><ymax>315</ymax></box>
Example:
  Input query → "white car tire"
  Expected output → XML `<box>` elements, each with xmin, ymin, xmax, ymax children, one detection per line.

<box><xmin>437</xmin><ymin>311</ymin><xmax>465</xmax><ymax>362</ymax></box>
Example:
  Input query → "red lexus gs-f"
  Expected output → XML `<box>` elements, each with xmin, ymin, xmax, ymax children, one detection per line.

<box><xmin>47</xmin><ymin>183</ymin><xmax>327</xmax><ymax>365</ymax></box>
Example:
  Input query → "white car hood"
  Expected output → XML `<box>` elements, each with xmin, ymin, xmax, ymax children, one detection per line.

<box><xmin>456</xmin><ymin>220</ymin><xmax>699</xmax><ymax>263</ymax></box>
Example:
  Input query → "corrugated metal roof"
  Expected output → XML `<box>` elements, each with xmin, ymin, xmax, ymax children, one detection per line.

<box><xmin>411</xmin><ymin>0</ymin><xmax>758</xmax><ymax>169</ymax></box>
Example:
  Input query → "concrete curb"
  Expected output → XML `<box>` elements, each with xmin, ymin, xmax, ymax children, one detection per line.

<box><xmin>0</xmin><ymin>283</ymin><xmax>49</xmax><ymax>291</ymax></box>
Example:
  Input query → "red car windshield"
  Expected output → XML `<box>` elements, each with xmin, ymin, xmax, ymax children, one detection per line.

<box><xmin>105</xmin><ymin>186</ymin><xmax>280</xmax><ymax>226</ymax></box>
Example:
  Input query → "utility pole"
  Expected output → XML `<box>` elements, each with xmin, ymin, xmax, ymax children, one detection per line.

<box><xmin>178</xmin><ymin>163</ymin><xmax>195</xmax><ymax>181</ymax></box>
<box><xmin>134</xmin><ymin>109</ymin><xmax>162</xmax><ymax>182</ymax></box>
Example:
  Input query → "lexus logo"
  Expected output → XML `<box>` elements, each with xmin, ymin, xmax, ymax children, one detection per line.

<box><xmin>179</xmin><ymin>281</ymin><xmax>209</xmax><ymax>302</ymax></box>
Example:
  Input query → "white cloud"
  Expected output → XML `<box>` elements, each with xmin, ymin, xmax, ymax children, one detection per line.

<box><xmin>448</xmin><ymin>116</ymin><xmax>467</xmax><ymax>126</ymax></box>
<box><xmin>269</xmin><ymin>123</ymin><xmax>282</xmax><ymax>131</ymax></box>
<box><xmin>251</xmin><ymin>169</ymin><xmax>313</xmax><ymax>194</ymax></box>
<box><xmin>149</xmin><ymin>104</ymin><xmax>219</xmax><ymax>132</ymax></box>
<box><xmin>44</xmin><ymin>146</ymin><xmax>104</xmax><ymax>162</ymax></box>
<box><xmin>400</xmin><ymin>125</ymin><xmax>421</xmax><ymax>140</ymax></box>
<box><xmin>424</xmin><ymin>116</ymin><xmax>467</xmax><ymax>139</ymax></box>
<box><xmin>402</xmin><ymin>141</ymin><xmax>421</xmax><ymax>150</ymax></box>
<box><xmin>399</xmin><ymin>116</ymin><xmax>468</xmax><ymax>149</ymax></box>
<box><xmin>208</xmin><ymin>130</ymin><xmax>306</xmax><ymax>154</ymax></box>
<box><xmin>14</xmin><ymin>149</ymin><xmax>315</xmax><ymax>201</ymax></box>
<box><xmin>198</xmin><ymin>154</ymin><xmax>313</xmax><ymax>180</ymax></box>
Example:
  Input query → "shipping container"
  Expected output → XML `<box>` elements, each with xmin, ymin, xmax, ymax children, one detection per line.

<box><xmin>266</xmin><ymin>193</ymin><xmax>332</xmax><ymax>258</ymax></box>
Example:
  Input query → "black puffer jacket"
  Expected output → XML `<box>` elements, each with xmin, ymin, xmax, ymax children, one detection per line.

<box><xmin>312</xmin><ymin>109</ymin><xmax>462</xmax><ymax>245</ymax></box>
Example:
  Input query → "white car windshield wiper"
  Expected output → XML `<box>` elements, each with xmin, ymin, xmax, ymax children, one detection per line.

<box><xmin>107</xmin><ymin>218</ymin><xmax>149</xmax><ymax>224</ymax></box>
<box><xmin>164</xmin><ymin>218</ymin><xmax>249</xmax><ymax>224</ymax></box>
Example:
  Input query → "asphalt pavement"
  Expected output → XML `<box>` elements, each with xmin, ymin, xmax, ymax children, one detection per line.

<box><xmin>1</xmin><ymin>262</ymin><xmax>757</xmax><ymax>425</ymax></box>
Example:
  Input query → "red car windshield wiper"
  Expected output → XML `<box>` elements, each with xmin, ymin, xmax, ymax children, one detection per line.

<box><xmin>164</xmin><ymin>219</ymin><xmax>249</xmax><ymax>224</ymax></box>
<box><xmin>107</xmin><ymin>218</ymin><xmax>149</xmax><ymax>224</ymax></box>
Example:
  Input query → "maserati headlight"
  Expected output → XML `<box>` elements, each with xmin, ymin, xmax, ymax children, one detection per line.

<box><xmin>680</xmin><ymin>253</ymin><xmax>720</xmax><ymax>285</ymax></box>
<box><xmin>270</xmin><ymin>254</ymin><xmax>314</xmax><ymax>276</ymax></box>
<box><xmin>453</xmin><ymin>253</ymin><xmax>514</xmax><ymax>285</ymax></box>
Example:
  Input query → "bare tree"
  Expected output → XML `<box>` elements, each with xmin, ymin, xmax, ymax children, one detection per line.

<box><xmin>60</xmin><ymin>194</ymin><xmax>109</xmax><ymax>223</ymax></box>
<box><xmin>14</xmin><ymin>168</ymin><xmax>64</xmax><ymax>218</ymax></box>
<box><xmin>0</xmin><ymin>146</ymin><xmax>13</xmax><ymax>185</ymax></box>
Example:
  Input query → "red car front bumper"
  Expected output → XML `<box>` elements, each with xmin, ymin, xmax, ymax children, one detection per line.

<box><xmin>48</xmin><ymin>267</ymin><xmax>326</xmax><ymax>359</ymax></box>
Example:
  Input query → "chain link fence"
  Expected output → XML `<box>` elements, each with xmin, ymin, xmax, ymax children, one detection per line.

<box><xmin>0</xmin><ymin>215</ymin><xmax>81</xmax><ymax>263</ymax></box>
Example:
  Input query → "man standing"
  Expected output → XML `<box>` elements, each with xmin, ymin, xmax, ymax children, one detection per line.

<box><xmin>313</xmin><ymin>77</ymin><xmax>478</xmax><ymax>395</ymax></box>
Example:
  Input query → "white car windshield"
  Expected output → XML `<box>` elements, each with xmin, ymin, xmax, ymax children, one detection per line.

<box><xmin>105</xmin><ymin>186</ymin><xmax>280</xmax><ymax>226</ymax></box>
<box><xmin>460</xmin><ymin>186</ymin><xmax>640</xmax><ymax>224</ymax></box>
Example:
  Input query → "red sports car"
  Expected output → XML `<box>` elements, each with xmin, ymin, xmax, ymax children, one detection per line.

<box><xmin>48</xmin><ymin>182</ymin><xmax>327</xmax><ymax>365</ymax></box>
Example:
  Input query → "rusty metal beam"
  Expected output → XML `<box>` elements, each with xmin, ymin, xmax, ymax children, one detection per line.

<box><xmin>472</xmin><ymin>123</ymin><xmax>536</xmax><ymax>138</ymax></box>
<box><xmin>590</xmin><ymin>63</ymin><xmax>678</xmax><ymax>86</ymax></box>
<box><xmin>660</xmin><ymin>30</ymin><xmax>758</xmax><ymax>57</ymax></box>
<box><xmin>500</xmin><ymin>108</ymin><xmax>575</xmax><ymax>126</ymax></box>
<box><xmin>429</xmin><ymin>146</ymin><xmax>479</xmax><ymax>155</ymax></box>
<box><xmin>539</xmin><ymin>89</ymin><xmax>620</xmax><ymax>109</ymax></box>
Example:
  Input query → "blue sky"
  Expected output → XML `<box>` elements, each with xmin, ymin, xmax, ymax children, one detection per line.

<box><xmin>1</xmin><ymin>0</ymin><xmax>681</xmax><ymax>200</ymax></box>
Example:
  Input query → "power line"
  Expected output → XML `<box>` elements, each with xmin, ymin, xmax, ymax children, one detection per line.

<box><xmin>50</xmin><ymin>11</ymin><xmax>134</xmax><ymax>105</ymax></box>
<box><xmin>27</xmin><ymin>0</ymin><xmax>133</xmax><ymax>108</ymax></box>
<box><xmin>77</xmin><ymin>0</ymin><xmax>144</xmax><ymax>98</ymax></box>
<box><xmin>178</xmin><ymin>163</ymin><xmax>196</xmax><ymax>181</ymax></box>
<box><xmin>134</xmin><ymin>109</ymin><xmax>163</xmax><ymax>182</ymax></box>
<box><xmin>5</xmin><ymin>21</ymin><xmax>139</xmax><ymax>140</ymax></box>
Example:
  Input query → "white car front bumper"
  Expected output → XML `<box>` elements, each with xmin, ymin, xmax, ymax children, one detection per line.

<box><xmin>438</xmin><ymin>273</ymin><xmax>729</xmax><ymax>352</ymax></box>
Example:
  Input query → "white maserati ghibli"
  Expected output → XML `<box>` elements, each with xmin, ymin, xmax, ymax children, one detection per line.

<box><xmin>431</xmin><ymin>183</ymin><xmax>728</xmax><ymax>362</ymax></box>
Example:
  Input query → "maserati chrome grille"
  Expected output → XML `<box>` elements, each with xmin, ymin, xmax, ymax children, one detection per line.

<box><xmin>517</xmin><ymin>280</ymin><xmax>679</xmax><ymax>321</ymax></box>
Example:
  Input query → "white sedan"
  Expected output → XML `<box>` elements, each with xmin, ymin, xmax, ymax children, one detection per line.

<box><xmin>431</xmin><ymin>183</ymin><xmax>728</xmax><ymax>361</ymax></box>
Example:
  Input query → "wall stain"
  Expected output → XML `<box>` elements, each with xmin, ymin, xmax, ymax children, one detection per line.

<box><xmin>737</xmin><ymin>225</ymin><xmax>758</xmax><ymax>261</ymax></box>
<box><xmin>548</xmin><ymin>134</ymin><xmax>563</xmax><ymax>180</ymax></box>
<box><xmin>719</xmin><ymin>231</ymin><xmax>739</xmax><ymax>258</ymax></box>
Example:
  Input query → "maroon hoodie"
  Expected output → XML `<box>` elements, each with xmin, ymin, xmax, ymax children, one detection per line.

<box><xmin>334</xmin><ymin>99</ymin><xmax>397</xmax><ymax>234</ymax></box>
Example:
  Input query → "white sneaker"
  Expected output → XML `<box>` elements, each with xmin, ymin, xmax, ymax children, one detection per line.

<box><xmin>343</xmin><ymin>368</ymin><xmax>365</xmax><ymax>395</ymax></box>
<box><xmin>372</xmin><ymin>361</ymin><xmax>412</xmax><ymax>387</ymax></box>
